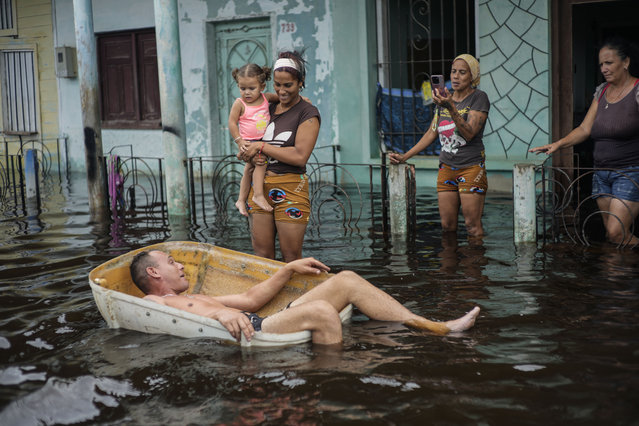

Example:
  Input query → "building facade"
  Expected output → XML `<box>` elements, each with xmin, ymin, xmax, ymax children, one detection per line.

<box><xmin>50</xmin><ymin>0</ymin><xmax>636</xmax><ymax>192</ymax></box>
<box><xmin>0</xmin><ymin>0</ymin><xmax>59</xmax><ymax>147</ymax></box>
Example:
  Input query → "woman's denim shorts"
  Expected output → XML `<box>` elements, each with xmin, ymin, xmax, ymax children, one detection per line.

<box><xmin>592</xmin><ymin>166</ymin><xmax>639</xmax><ymax>202</ymax></box>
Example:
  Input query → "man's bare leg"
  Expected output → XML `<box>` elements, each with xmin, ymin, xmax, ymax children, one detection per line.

<box><xmin>289</xmin><ymin>270</ymin><xmax>480</xmax><ymax>334</ymax></box>
<box><xmin>261</xmin><ymin>300</ymin><xmax>343</xmax><ymax>345</ymax></box>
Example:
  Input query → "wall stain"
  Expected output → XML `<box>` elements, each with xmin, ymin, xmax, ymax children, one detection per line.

<box><xmin>163</xmin><ymin>126</ymin><xmax>181</xmax><ymax>138</ymax></box>
<box><xmin>84</xmin><ymin>127</ymin><xmax>97</xmax><ymax>180</ymax></box>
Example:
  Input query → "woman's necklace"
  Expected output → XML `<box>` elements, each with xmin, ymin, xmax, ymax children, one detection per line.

<box><xmin>605</xmin><ymin>79</ymin><xmax>632</xmax><ymax>109</ymax></box>
<box><xmin>276</xmin><ymin>96</ymin><xmax>301</xmax><ymax>114</ymax></box>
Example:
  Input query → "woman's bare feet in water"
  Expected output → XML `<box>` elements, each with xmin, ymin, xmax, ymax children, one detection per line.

<box><xmin>252</xmin><ymin>194</ymin><xmax>273</xmax><ymax>212</ymax></box>
<box><xmin>404</xmin><ymin>307</ymin><xmax>480</xmax><ymax>335</ymax></box>
<box><xmin>235</xmin><ymin>200</ymin><xmax>248</xmax><ymax>217</ymax></box>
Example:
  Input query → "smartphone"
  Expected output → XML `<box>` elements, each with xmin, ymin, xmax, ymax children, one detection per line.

<box><xmin>430</xmin><ymin>74</ymin><xmax>445</xmax><ymax>96</ymax></box>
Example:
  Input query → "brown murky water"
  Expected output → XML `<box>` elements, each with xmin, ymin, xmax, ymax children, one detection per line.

<box><xmin>1</xmin><ymin>173</ymin><xmax>638</xmax><ymax>425</ymax></box>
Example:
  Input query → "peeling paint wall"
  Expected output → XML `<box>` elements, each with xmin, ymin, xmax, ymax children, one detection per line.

<box><xmin>54</xmin><ymin>0</ymin><xmax>378</xmax><ymax>174</ymax></box>
<box><xmin>55</xmin><ymin>0</ymin><xmax>161</xmax><ymax>172</ymax></box>
<box><xmin>179</xmin><ymin>0</ymin><xmax>341</xmax><ymax>160</ymax></box>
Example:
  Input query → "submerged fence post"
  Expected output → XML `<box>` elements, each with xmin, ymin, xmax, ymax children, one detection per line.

<box><xmin>513</xmin><ymin>163</ymin><xmax>537</xmax><ymax>243</ymax></box>
<box><xmin>24</xmin><ymin>149</ymin><xmax>40</xmax><ymax>201</ymax></box>
<box><xmin>73</xmin><ymin>0</ymin><xmax>107</xmax><ymax>221</ymax></box>
<box><xmin>388</xmin><ymin>163</ymin><xmax>409</xmax><ymax>235</ymax></box>
<box><xmin>153</xmin><ymin>0</ymin><xmax>191</xmax><ymax>223</ymax></box>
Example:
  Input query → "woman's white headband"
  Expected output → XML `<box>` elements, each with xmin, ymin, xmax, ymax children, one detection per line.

<box><xmin>274</xmin><ymin>58</ymin><xmax>299</xmax><ymax>72</ymax></box>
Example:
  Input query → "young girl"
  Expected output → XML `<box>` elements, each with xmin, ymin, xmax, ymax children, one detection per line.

<box><xmin>228</xmin><ymin>64</ymin><xmax>277</xmax><ymax>216</ymax></box>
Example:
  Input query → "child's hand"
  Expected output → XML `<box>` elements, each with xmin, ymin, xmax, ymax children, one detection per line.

<box><xmin>237</xmin><ymin>139</ymin><xmax>251</xmax><ymax>154</ymax></box>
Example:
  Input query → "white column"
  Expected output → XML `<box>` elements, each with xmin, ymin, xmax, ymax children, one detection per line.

<box><xmin>389</xmin><ymin>163</ymin><xmax>408</xmax><ymax>235</ymax></box>
<box><xmin>513</xmin><ymin>163</ymin><xmax>537</xmax><ymax>243</ymax></box>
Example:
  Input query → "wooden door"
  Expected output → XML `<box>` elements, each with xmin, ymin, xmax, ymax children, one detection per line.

<box><xmin>213</xmin><ymin>18</ymin><xmax>271</xmax><ymax>156</ymax></box>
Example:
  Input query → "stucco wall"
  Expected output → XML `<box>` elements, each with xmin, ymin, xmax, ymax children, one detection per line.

<box><xmin>478</xmin><ymin>0</ymin><xmax>551</xmax><ymax>168</ymax></box>
<box><xmin>55</xmin><ymin>0</ymin><xmax>160</xmax><ymax>172</ymax></box>
<box><xmin>55</xmin><ymin>0</ymin><xmax>377</xmax><ymax>174</ymax></box>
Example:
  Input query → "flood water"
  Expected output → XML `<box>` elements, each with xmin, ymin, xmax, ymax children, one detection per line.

<box><xmin>1</xmin><ymin>173</ymin><xmax>638</xmax><ymax>425</ymax></box>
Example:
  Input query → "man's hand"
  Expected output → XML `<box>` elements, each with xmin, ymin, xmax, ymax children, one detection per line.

<box><xmin>215</xmin><ymin>308</ymin><xmax>255</xmax><ymax>342</ymax></box>
<box><xmin>285</xmin><ymin>257</ymin><xmax>331</xmax><ymax>275</ymax></box>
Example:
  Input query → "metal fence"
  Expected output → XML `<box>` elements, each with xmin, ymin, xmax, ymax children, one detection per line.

<box><xmin>0</xmin><ymin>136</ymin><xmax>68</xmax><ymax>213</ymax></box>
<box><xmin>103</xmin><ymin>149</ymin><xmax>413</xmax><ymax>240</ymax></box>
<box><xmin>535</xmin><ymin>157</ymin><xmax>639</xmax><ymax>248</ymax></box>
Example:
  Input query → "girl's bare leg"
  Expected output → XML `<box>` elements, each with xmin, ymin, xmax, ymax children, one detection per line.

<box><xmin>235</xmin><ymin>163</ymin><xmax>254</xmax><ymax>216</ymax></box>
<box><xmin>251</xmin><ymin>163</ymin><xmax>272</xmax><ymax>212</ymax></box>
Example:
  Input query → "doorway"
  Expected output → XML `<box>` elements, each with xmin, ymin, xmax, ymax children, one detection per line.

<box><xmin>551</xmin><ymin>0</ymin><xmax>639</xmax><ymax>169</ymax></box>
<box><xmin>208</xmin><ymin>18</ymin><xmax>272</xmax><ymax>157</ymax></box>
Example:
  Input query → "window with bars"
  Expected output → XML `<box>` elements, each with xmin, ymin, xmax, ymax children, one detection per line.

<box><xmin>0</xmin><ymin>0</ymin><xmax>17</xmax><ymax>37</ymax></box>
<box><xmin>376</xmin><ymin>0</ymin><xmax>475</xmax><ymax>155</ymax></box>
<box><xmin>1</xmin><ymin>50</ymin><xmax>38</xmax><ymax>134</ymax></box>
<box><xmin>98</xmin><ymin>29</ymin><xmax>161</xmax><ymax>129</ymax></box>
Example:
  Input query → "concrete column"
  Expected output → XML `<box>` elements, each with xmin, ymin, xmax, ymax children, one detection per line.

<box><xmin>513</xmin><ymin>163</ymin><xmax>537</xmax><ymax>243</ymax></box>
<box><xmin>153</xmin><ymin>0</ymin><xmax>191</xmax><ymax>221</ymax></box>
<box><xmin>73</xmin><ymin>0</ymin><xmax>107</xmax><ymax>220</ymax></box>
<box><xmin>389</xmin><ymin>163</ymin><xmax>409</xmax><ymax>235</ymax></box>
<box><xmin>24</xmin><ymin>149</ymin><xmax>39</xmax><ymax>201</ymax></box>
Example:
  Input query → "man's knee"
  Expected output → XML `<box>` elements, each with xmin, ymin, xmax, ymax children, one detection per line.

<box><xmin>336</xmin><ymin>270</ymin><xmax>359</xmax><ymax>281</ymax></box>
<box><xmin>308</xmin><ymin>300</ymin><xmax>341</xmax><ymax>326</ymax></box>
<box><xmin>333</xmin><ymin>270</ymin><xmax>368</xmax><ymax>290</ymax></box>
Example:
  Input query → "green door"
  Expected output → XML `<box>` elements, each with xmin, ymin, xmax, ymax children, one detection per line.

<box><xmin>214</xmin><ymin>18</ymin><xmax>271</xmax><ymax>156</ymax></box>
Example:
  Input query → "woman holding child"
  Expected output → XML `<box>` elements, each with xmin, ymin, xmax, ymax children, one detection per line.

<box><xmin>239</xmin><ymin>50</ymin><xmax>320</xmax><ymax>262</ymax></box>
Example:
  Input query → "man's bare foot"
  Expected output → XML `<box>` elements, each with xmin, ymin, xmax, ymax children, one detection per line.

<box><xmin>404</xmin><ymin>306</ymin><xmax>480</xmax><ymax>335</ymax></box>
<box><xmin>444</xmin><ymin>306</ymin><xmax>480</xmax><ymax>332</ymax></box>
<box><xmin>235</xmin><ymin>200</ymin><xmax>248</xmax><ymax>217</ymax></box>
<box><xmin>252</xmin><ymin>194</ymin><xmax>273</xmax><ymax>212</ymax></box>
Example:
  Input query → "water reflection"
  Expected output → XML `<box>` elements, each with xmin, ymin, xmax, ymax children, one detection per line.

<box><xmin>438</xmin><ymin>232</ymin><xmax>488</xmax><ymax>281</ymax></box>
<box><xmin>1</xmin><ymin>174</ymin><xmax>639</xmax><ymax>424</ymax></box>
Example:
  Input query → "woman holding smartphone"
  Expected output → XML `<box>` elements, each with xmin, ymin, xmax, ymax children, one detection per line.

<box><xmin>389</xmin><ymin>54</ymin><xmax>490</xmax><ymax>237</ymax></box>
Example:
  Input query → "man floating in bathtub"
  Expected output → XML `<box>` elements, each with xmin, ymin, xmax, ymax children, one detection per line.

<box><xmin>130</xmin><ymin>250</ymin><xmax>480</xmax><ymax>345</ymax></box>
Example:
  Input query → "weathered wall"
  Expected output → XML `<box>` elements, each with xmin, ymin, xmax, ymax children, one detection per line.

<box><xmin>55</xmin><ymin>0</ymin><xmax>160</xmax><ymax>171</ymax></box>
<box><xmin>0</xmin><ymin>0</ymin><xmax>59</xmax><ymax>142</ymax></box>
<box><xmin>53</xmin><ymin>0</ymin><xmax>552</xmax><ymax>193</ymax></box>
<box><xmin>55</xmin><ymin>0</ymin><xmax>377</xmax><ymax>174</ymax></box>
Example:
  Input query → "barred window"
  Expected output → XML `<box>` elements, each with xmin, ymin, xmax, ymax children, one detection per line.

<box><xmin>1</xmin><ymin>50</ymin><xmax>38</xmax><ymax>134</ymax></box>
<box><xmin>376</xmin><ymin>0</ymin><xmax>475</xmax><ymax>155</ymax></box>
<box><xmin>0</xmin><ymin>0</ymin><xmax>17</xmax><ymax>36</ymax></box>
<box><xmin>98</xmin><ymin>29</ymin><xmax>161</xmax><ymax>129</ymax></box>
